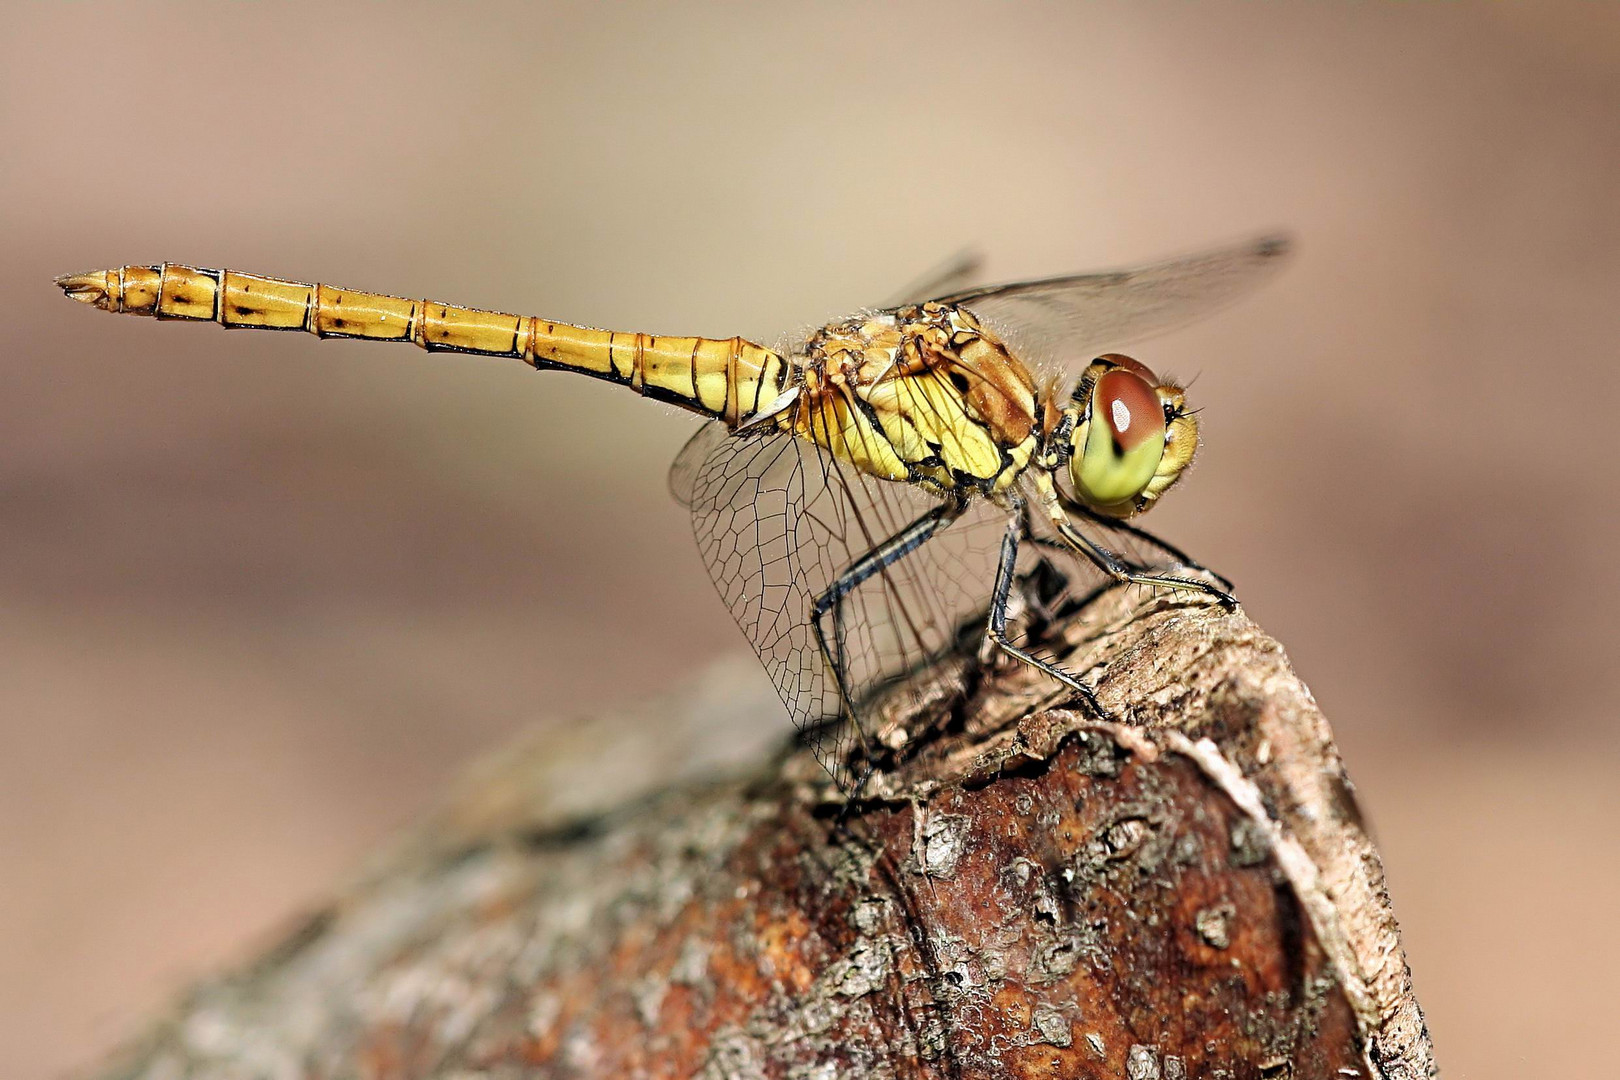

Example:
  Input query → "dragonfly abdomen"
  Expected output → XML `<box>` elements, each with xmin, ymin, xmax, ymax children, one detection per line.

<box><xmin>56</xmin><ymin>264</ymin><xmax>789</xmax><ymax>427</ymax></box>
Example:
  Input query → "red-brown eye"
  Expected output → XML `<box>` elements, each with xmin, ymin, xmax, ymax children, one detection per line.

<box><xmin>1095</xmin><ymin>369</ymin><xmax>1165</xmax><ymax>451</ymax></box>
<box><xmin>1071</xmin><ymin>366</ymin><xmax>1170</xmax><ymax>508</ymax></box>
<box><xmin>1097</xmin><ymin>353</ymin><xmax>1159</xmax><ymax>385</ymax></box>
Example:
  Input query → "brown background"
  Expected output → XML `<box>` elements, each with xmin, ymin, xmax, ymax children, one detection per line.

<box><xmin>4</xmin><ymin>3</ymin><xmax>1618</xmax><ymax>1076</ymax></box>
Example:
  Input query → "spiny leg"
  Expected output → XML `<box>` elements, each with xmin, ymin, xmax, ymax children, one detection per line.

<box><xmin>984</xmin><ymin>500</ymin><xmax>1108</xmax><ymax>718</ymax></box>
<box><xmin>1052</xmin><ymin>515</ymin><xmax>1236</xmax><ymax>609</ymax></box>
<box><xmin>1003</xmin><ymin>497</ymin><xmax>1076</xmax><ymax>627</ymax></box>
<box><xmin>810</xmin><ymin>497</ymin><xmax>967</xmax><ymax>801</ymax></box>
<box><xmin>1061</xmin><ymin>496</ymin><xmax>1234</xmax><ymax>591</ymax></box>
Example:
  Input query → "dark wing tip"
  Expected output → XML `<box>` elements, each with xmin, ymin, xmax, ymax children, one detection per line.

<box><xmin>1252</xmin><ymin>233</ymin><xmax>1293</xmax><ymax>261</ymax></box>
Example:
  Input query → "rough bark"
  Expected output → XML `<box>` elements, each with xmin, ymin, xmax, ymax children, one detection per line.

<box><xmin>95</xmin><ymin>588</ymin><xmax>1437</xmax><ymax>1080</ymax></box>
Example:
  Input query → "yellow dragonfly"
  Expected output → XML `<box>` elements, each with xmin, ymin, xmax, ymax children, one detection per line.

<box><xmin>56</xmin><ymin>236</ymin><xmax>1286</xmax><ymax>796</ymax></box>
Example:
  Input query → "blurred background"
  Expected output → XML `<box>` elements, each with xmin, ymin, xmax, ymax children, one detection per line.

<box><xmin>3</xmin><ymin>2</ymin><xmax>1617</xmax><ymax>1076</ymax></box>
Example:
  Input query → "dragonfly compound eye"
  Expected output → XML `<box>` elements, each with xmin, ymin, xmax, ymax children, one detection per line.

<box><xmin>1070</xmin><ymin>368</ymin><xmax>1168</xmax><ymax>511</ymax></box>
<box><xmin>1095</xmin><ymin>352</ymin><xmax>1159</xmax><ymax>383</ymax></box>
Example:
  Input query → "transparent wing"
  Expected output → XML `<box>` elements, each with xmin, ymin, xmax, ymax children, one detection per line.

<box><xmin>885</xmin><ymin>249</ymin><xmax>984</xmax><ymax>308</ymax></box>
<box><xmin>671</xmin><ymin>425</ymin><xmax>1022</xmax><ymax>793</ymax></box>
<box><xmin>668</xmin><ymin>423</ymin><xmax>1237</xmax><ymax>793</ymax></box>
<box><xmin>669</xmin><ymin>421</ymin><xmax>727</xmax><ymax>508</ymax></box>
<box><xmin>929</xmin><ymin>233</ymin><xmax>1290</xmax><ymax>383</ymax></box>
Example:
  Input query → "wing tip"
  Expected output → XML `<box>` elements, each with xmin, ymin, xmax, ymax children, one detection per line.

<box><xmin>1251</xmin><ymin>233</ymin><xmax>1293</xmax><ymax>261</ymax></box>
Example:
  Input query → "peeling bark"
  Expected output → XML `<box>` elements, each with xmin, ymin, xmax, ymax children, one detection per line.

<box><xmin>96</xmin><ymin>590</ymin><xmax>1437</xmax><ymax>1080</ymax></box>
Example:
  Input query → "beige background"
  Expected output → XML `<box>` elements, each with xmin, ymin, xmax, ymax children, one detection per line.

<box><xmin>4</xmin><ymin>3</ymin><xmax>1619</xmax><ymax>1076</ymax></box>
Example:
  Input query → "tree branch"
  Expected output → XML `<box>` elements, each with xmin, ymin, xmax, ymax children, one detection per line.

<box><xmin>97</xmin><ymin>589</ymin><xmax>1437</xmax><ymax>1080</ymax></box>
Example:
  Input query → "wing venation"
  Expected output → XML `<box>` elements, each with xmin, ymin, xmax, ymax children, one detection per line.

<box><xmin>929</xmin><ymin>233</ymin><xmax>1290</xmax><ymax>382</ymax></box>
<box><xmin>675</xmin><ymin>426</ymin><xmax>1018</xmax><ymax>791</ymax></box>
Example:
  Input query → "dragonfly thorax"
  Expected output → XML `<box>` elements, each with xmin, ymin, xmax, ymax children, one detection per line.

<box><xmin>787</xmin><ymin>302</ymin><xmax>1040</xmax><ymax>496</ymax></box>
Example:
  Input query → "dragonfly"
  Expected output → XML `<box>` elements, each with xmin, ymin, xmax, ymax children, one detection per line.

<box><xmin>56</xmin><ymin>235</ymin><xmax>1287</xmax><ymax>797</ymax></box>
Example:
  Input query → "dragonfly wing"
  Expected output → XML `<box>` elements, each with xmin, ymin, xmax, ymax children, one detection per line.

<box><xmin>885</xmin><ymin>249</ymin><xmax>985</xmax><ymax>308</ymax></box>
<box><xmin>669</xmin><ymin>421</ymin><xmax>729</xmax><ymax>508</ymax></box>
<box><xmin>671</xmin><ymin>427</ymin><xmax>1235</xmax><ymax>792</ymax></box>
<box><xmin>676</xmin><ymin>427</ymin><xmax>1020</xmax><ymax>794</ymax></box>
<box><xmin>930</xmin><ymin>234</ymin><xmax>1290</xmax><ymax>383</ymax></box>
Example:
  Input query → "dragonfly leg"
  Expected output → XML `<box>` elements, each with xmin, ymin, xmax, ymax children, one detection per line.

<box><xmin>1051</xmin><ymin>515</ymin><xmax>1236</xmax><ymax>609</ymax></box>
<box><xmin>1060</xmin><ymin>495</ymin><xmax>1235</xmax><ymax>591</ymax></box>
<box><xmin>1001</xmin><ymin>498</ymin><xmax>1074</xmax><ymax>625</ymax></box>
<box><xmin>984</xmin><ymin>506</ymin><xmax>1106</xmax><ymax>717</ymax></box>
<box><xmin>810</xmin><ymin>497</ymin><xmax>967</xmax><ymax>786</ymax></box>
<box><xmin>1026</xmin><ymin>465</ymin><xmax>1233</xmax><ymax>606</ymax></box>
<box><xmin>1017</xmin><ymin>496</ymin><xmax>1087</xmax><ymax>574</ymax></box>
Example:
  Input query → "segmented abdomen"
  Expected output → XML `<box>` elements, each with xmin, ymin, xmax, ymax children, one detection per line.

<box><xmin>58</xmin><ymin>263</ymin><xmax>789</xmax><ymax>427</ymax></box>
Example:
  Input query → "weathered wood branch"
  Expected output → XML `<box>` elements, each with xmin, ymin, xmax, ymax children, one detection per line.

<box><xmin>96</xmin><ymin>590</ymin><xmax>1437</xmax><ymax>1080</ymax></box>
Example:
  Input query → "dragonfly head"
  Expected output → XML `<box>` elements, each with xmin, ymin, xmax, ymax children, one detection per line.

<box><xmin>1063</xmin><ymin>354</ymin><xmax>1198</xmax><ymax>518</ymax></box>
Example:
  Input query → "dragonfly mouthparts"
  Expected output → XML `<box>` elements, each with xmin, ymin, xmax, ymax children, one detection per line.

<box><xmin>55</xmin><ymin>271</ymin><xmax>114</xmax><ymax>309</ymax></box>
